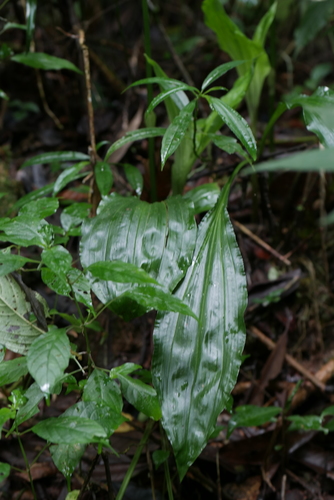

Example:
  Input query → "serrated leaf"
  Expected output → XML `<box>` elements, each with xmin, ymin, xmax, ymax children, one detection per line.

<box><xmin>122</xmin><ymin>164</ymin><xmax>143</xmax><ymax>196</ymax></box>
<box><xmin>201</xmin><ymin>60</ymin><xmax>246</xmax><ymax>92</ymax></box>
<box><xmin>0</xmin><ymin>275</ymin><xmax>46</xmax><ymax>355</ymax></box>
<box><xmin>152</xmin><ymin>172</ymin><xmax>247</xmax><ymax>479</ymax></box>
<box><xmin>12</xmin><ymin>52</ymin><xmax>82</xmax><ymax>73</ymax></box>
<box><xmin>53</xmin><ymin>162</ymin><xmax>89</xmax><ymax>195</ymax></box>
<box><xmin>50</xmin><ymin>443</ymin><xmax>85</xmax><ymax>479</ymax></box>
<box><xmin>27</xmin><ymin>327</ymin><xmax>70</xmax><ymax>393</ymax></box>
<box><xmin>0</xmin><ymin>357</ymin><xmax>28</xmax><ymax>385</ymax></box>
<box><xmin>118</xmin><ymin>374</ymin><xmax>162</xmax><ymax>420</ymax></box>
<box><xmin>22</xmin><ymin>152</ymin><xmax>89</xmax><ymax>169</ymax></box>
<box><xmin>32</xmin><ymin>416</ymin><xmax>107</xmax><ymax>443</ymax></box>
<box><xmin>0</xmin><ymin>462</ymin><xmax>10</xmax><ymax>482</ymax></box>
<box><xmin>95</xmin><ymin>161</ymin><xmax>113</xmax><ymax>196</ymax></box>
<box><xmin>161</xmin><ymin>100</ymin><xmax>196</xmax><ymax>168</ymax></box>
<box><xmin>182</xmin><ymin>183</ymin><xmax>220</xmax><ymax>214</ymax></box>
<box><xmin>88</xmin><ymin>261</ymin><xmax>159</xmax><ymax>285</ymax></box>
<box><xmin>207</xmin><ymin>97</ymin><xmax>256</xmax><ymax>161</ymax></box>
<box><xmin>83</xmin><ymin>370</ymin><xmax>123</xmax><ymax>413</ymax></box>
<box><xmin>19</xmin><ymin>197</ymin><xmax>59</xmax><ymax>219</ymax></box>
<box><xmin>0</xmin><ymin>252</ymin><xmax>36</xmax><ymax>277</ymax></box>
<box><xmin>104</xmin><ymin>128</ymin><xmax>166</xmax><ymax>161</ymax></box>
<box><xmin>80</xmin><ymin>194</ymin><xmax>196</xmax><ymax>319</ymax></box>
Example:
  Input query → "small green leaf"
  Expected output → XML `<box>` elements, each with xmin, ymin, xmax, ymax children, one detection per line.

<box><xmin>161</xmin><ymin>100</ymin><xmax>196</xmax><ymax>168</ymax></box>
<box><xmin>15</xmin><ymin>383</ymin><xmax>44</xmax><ymax>426</ymax></box>
<box><xmin>67</xmin><ymin>269</ymin><xmax>93</xmax><ymax>311</ymax></box>
<box><xmin>146</xmin><ymin>85</ymin><xmax>197</xmax><ymax>117</ymax></box>
<box><xmin>0</xmin><ymin>462</ymin><xmax>10</xmax><ymax>483</ymax></box>
<box><xmin>41</xmin><ymin>268</ymin><xmax>71</xmax><ymax>296</ymax></box>
<box><xmin>201</xmin><ymin>60</ymin><xmax>246</xmax><ymax>91</ymax></box>
<box><xmin>50</xmin><ymin>443</ymin><xmax>85</xmax><ymax>479</ymax></box>
<box><xmin>122</xmin><ymin>164</ymin><xmax>143</xmax><ymax>196</ymax></box>
<box><xmin>1</xmin><ymin>217</ymin><xmax>53</xmax><ymax>248</ymax></box>
<box><xmin>0</xmin><ymin>407</ymin><xmax>16</xmax><ymax>433</ymax></box>
<box><xmin>287</xmin><ymin>415</ymin><xmax>326</xmax><ymax>433</ymax></box>
<box><xmin>95</xmin><ymin>161</ymin><xmax>113</xmax><ymax>196</ymax></box>
<box><xmin>126</xmin><ymin>76</ymin><xmax>193</xmax><ymax>91</ymax></box>
<box><xmin>104</xmin><ymin>128</ymin><xmax>166</xmax><ymax>161</ymax></box>
<box><xmin>0</xmin><ymin>357</ymin><xmax>28</xmax><ymax>385</ymax></box>
<box><xmin>27</xmin><ymin>327</ymin><xmax>70</xmax><ymax>394</ymax></box>
<box><xmin>10</xmin><ymin>183</ymin><xmax>55</xmax><ymax>213</ymax></box>
<box><xmin>12</xmin><ymin>52</ymin><xmax>82</xmax><ymax>73</ymax></box>
<box><xmin>87</xmin><ymin>261</ymin><xmax>159</xmax><ymax>285</ymax></box>
<box><xmin>0</xmin><ymin>252</ymin><xmax>36</xmax><ymax>277</ymax></box>
<box><xmin>83</xmin><ymin>370</ymin><xmax>123</xmax><ymax>413</ymax></box>
<box><xmin>182</xmin><ymin>183</ymin><xmax>220</xmax><ymax>214</ymax></box>
<box><xmin>22</xmin><ymin>152</ymin><xmax>89</xmax><ymax>169</ymax></box>
<box><xmin>209</xmin><ymin>134</ymin><xmax>250</xmax><ymax>159</ymax></box>
<box><xmin>109</xmin><ymin>362</ymin><xmax>142</xmax><ymax>379</ymax></box>
<box><xmin>32</xmin><ymin>416</ymin><xmax>107</xmax><ymax>444</ymax></box>
<box><xmin>207</xmin><ymin>96</ymin><xmax>257</xmax><ymax>160</ymax></box>
<box><xmin>118</xmin><ymin>374</ymin><xmax>162</xmax><ymax>421</ymax></box>
<box><xmin>227</xmin><ymin>405</ymin><xmax>281</xmax><ymax>437</ymax></box>
<box><xmin>60</xmin><ymin>202</ymin><xmax>91</xmax><ymax>232</ymax></box>
<box><xmin>19</xmin><ymin>197</ymin><xmax>59</xmax><ymax>219</ymax></box>
<box><xmin>53</xmin><ymin>162</ymin><xmax>89</xmax><ymax>195</ymax></box>
<box><xmin>41</xmin><ymin>246</ymin><xmax>72</xmax><ymax>275</ymax></box>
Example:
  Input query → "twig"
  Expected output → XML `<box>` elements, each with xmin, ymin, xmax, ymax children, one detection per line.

<box><xmin>77</xmin><ymin>453</ymin><xmax>99</xmax><ymax>500</ymax></box>
<box><xmin>249</xmin><ymin>326</ymin><xmax>326</xmax><ymax>392</ymax></box>
<box><xmin>232</xmin><ymin>219</ymin><xmax>291</xmax><ymax>266</ymax></box>
<box><xmin>102</xmin><ymin>453</ymin><xmax>116</xmax><ymax>500</ymax></box>
<box><xmin>79</xmin><ymin>29</ymin><xmax>96</xmax><ymax>154</ymax></box>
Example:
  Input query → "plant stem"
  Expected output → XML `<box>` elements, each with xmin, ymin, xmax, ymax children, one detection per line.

<box><xmin>142</xmin><ymin>0</ymin><xmax>157</xmax><ymax>202</ymax></box>
<box><xmin>115</xmin><ymin>419</ymin><xmax>154</xmax><ymax>500</ymax></box>
<box><xmin>17</xmin><ymin>433</ymin><xmax>37</xmax><ymax>500</ymax></box>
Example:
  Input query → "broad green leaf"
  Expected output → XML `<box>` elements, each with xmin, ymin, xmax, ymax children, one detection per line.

<box><xmin>161</xmin><ymin>100</ymin><xmax>196</xmax><ymax>168</ymax></box>
<box><xmin>80</xmin><ymin>194</ymin><xmax>196</xmax><ymax>318</ymax></box>
<box><xmin>0</xmin><ymin>217</ymin><xmax>53</xmax><ymax>248</ymax></box>
<box><xmin>22</xmin><ymin>152</ymin><xmax>89</xmax><ymax>169</ymax></box>
<box><xmin>0</xmin><ymin>252</ymin><xmax>36</xmax><ymax>277</ymax></box>
<box><xmin>285</xmin><ymin>87</ymin><xmax>334</xmax><ymax>148</ymax></box>
<box><xmin>146</xmin><ymin>85</ymin><xmax>197</xmax><ymax>117</ymax></box>
<box><xmin>83</xmin><ymin>369</ymin><xmax>123</xmax><ymax>413</ymax></box>
<box><xmin>63</xmin><ymin>400</ymin><xmax>125</xmax><ymax>438</ymax></box>
<box><xmin>12</xmin><ymin>52</ymin><xmax>82</xmax><ymax>74</ymax></box>
<box><xmin>294</xmin><ymin>0</ymin><xmax>334</xmax><ymax>54</ymax></box>
<box><xmin>27</xmin><ymin>327</ymin><xmax>70</xmax><ymax>393</ymax></box>
<box><xmin>227</xmin><ymin>405</ymin><xmax>281</xmax><ymax>437</ymax></box>
<box><xmin>152</xmin><ymin>169</ymin><xmax>247</xmax><ymax>479</ymax></box>
<box><xmin>50</xmin><ymin>443</ymin><xmax>85</xmax><ymax>479</ymax></box>
<box><xmin>287</xmin><ymin>415</ymin><xmax>326</xmax><ymax>433</ymax></box>
<box><xmin>15</xmin><ymin>383</ymin><xmax>44</xmax><ymax>426</ymax></box>
<box><xmin>118</xmin><ymin>374</ymin><xmax>162</xmax><ymax>421</ymax></box>
<box><xmin>60</xmin><ymin>202</ymin><xmax>91</xmax><ymax>232</ymax></box>
<box><xmin>202</xmin><ymin>0</ymin><xmax>276</xmax><ymax>126</ymax></box>
<box><xmin>0</xmin><ymin>357</ymin><xmax>28</xmax><ymax>385</ymax></box>
<box><xmin>53</xmin><ymin>162</ymin><xmax>89</xmax><ymax>195</ymax></box>
<box><xmin>88</xmin><ymin>261</ymin><xmax>159</xmax><ymax>285</ymax></box>
<box><xmin>122</xmin><ymin>164</ymin><xmax>143</xmax><ymax>196</ymax></box>
<box><xmin>0</xmin><ymin>275</ymin><xmax>46</xmax><ymax>355</ymax></box>
<box><xmin>25</xmin><ymin>0</ymin><xmax>37</xmax><ymax>50</ymax></box>
<box><xmin>111</xmin><ymin>285</ymin><xmax>198</xmax><ymax>321</ymax></box>
<box><xmin>32</xmin><ymin>416</ymin><xmax>107</xmax><ymax>444</ymax></box>
<box><xmin>0</xmin><ymin>462</ymin><xmax>10</xmax><ymax>482</ymax></box>
<box><xmin>244</xmin><ymin>147</ymin><xmax>334</xmax><ymax>175</ymax></box>
<box><xmin>41</xmin><ymin>268</ymin><xmax>71</xmax><ymax>296</ymax></box>
<box><xmin>207</xmin><ymin>97</ymin><xmax>257</xmax><ymax>161</ymax></box>
<box><xmin>41</xmin><ymin>246</ymin><xmax>72</xmax><ymax>275</ymax></box>
<box><xmin>201</xmin><ymin>60</ymin><xmax>246</xmax><ymax>92</ymax></box>
<box><xmin>18</xmin><ymin>197</ymin><xmax>59</xmax><ymax>219</ymax></box>
<box><xmin>95</xmin><ymin>161</ymin><xmax>113</xmax><ymax>196</ymax></box>
<box><xmin>104</xmin><ymin>128</ymin><xmax>166</xmax><ymax>161</ymax></box>
<box><xmin>183</xmin><ymin>183</ymin><xmax>220</xmax><ymax>214</ymax></box>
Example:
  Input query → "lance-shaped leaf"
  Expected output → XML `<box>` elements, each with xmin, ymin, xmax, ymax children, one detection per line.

<box><xmin>0</xmin><ymin>275</ymin><xmax>46</xmax><ymax>355</ymax></box>
<box><xmin>80</xmin><ymin>194</ymin><xmax>196</xmax><ymax>318</ymax></box>
<box><xmin>88</xmin><ymin>260</ymin><xmax>159</xmax><ymax>285</ymax></box>
<box><xmin>206</xmin><ymin>96</ymin><xmax>257</xmax><ymax>161</ymax></box>
<box><xmin>22</xmin><ymin>151</ymin><xmax>89</xmax><ymax>169</ymax></box>
<box><xmin>94</xmin><ymin>161</ymin><xmax>113</xmax><ymax>196</ymax></box>
<box><xmin>201</xmin><ymin>60</ymin><xmax>246</xmax><ymax>92</ymax></box>
<box><xmin>104</xmin><ymin>128</ymin><xmax>166</xmax><ymax>161</ymax></box>
<box><xmin>161</xmin><ymin>100</ymin><xmax>196</xmax><ymax>168</ymax></box>
<box><xmin>152</xmin><ymin>172</ymin><xmax>247</xmax><ymax>480</ymax></box>
<box><xmin>12</xmin><ymin>52</ymin><xmax>82</xmax><ymax>74</ymax></box>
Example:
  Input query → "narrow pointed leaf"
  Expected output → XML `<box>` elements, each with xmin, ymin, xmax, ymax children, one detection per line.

<box><xmin>126</xmin><ymin>77</ymin><xmax>193</xmax><ymax>91</ymax></box>
<box><xmin>94</xmin><ymin>161</ymin><xmax>113</xmax><ymax>196</ymax></box>
<box><xmin>201</xmin><ymin>60</ymin><xmax>246</xmax><ymax>91</ymax></box>
<box><xmin>53</xmin><ymin>162</ymin><xmax>89</xmax><ymax>195</ymax></box>
<box><xmin>161</xmin><ymin>100</ymin><xmax>196</xmax><ymax>168</ymax></box>
<box><xmin>146</xmin><ymin>85</ymin><xmax>197</xmax><ymax>117</ymax></box>
<box><xmin>27</xmin><ymin>327</ymin><xmax>70</xmax><ymax>394</ymax></box>
<box><xmin>152</xmin><ymin>174</ymin><xmax>247</xmax><ymax>479</ymax></box>
<box><xmin>25</xmin><ymin>0</ymin><xmax>37</xmax><ymax>50</ymax></box>
<box><xmin>0</xmin><ymin>275</ymin><xmax>46</xmax><ymax>355</ymax></box>
<box><xmin>88</xmin><ymin>261</ymin><xmax>159</xmax><ymax>285</ymax></box>
<box><xmin>207</xmin><ymin>97</ymin><xmax>257</xmax><ymax>160</ymax></box>
<box><xmin>104</xmin><ymin>128</ymin><xmax>166</xmax><ymax>161</ymax></box>
<box><xmin>12</xmin><ymin>52</ymin><xmax>82</xmax><ymax>74</ymax></box>
<box><xmin>22</xmin><ymin>152</ymin><xmax>89</xmax><ymax>168</ymax></box>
